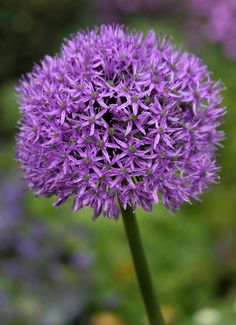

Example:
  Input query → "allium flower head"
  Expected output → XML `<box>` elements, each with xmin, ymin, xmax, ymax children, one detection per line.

<box><xmin>16</xmin><ymin>25</ymin><xmax>225</xmax><ymax>219</ymax></box>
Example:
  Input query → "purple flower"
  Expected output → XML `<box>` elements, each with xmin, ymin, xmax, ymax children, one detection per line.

<box><xmin>94</xmin><ymin>0</ymin><xmax>177</xmax><ymax>24</ymax></box>
<box><xmin>71</xmin><ymin>251</ymin><xmax>93</xmax><ymax>270</ymax></box>
<box><xmin>0</xmin><ymin>291</ymin><xmax>7</xmax><ymax>307</ymax></box>
<box><xmin>16</xmin><ymin>25</ymin><xmax>225</xmax><ymax>219</ymax></box>
<box><xmin>189</xmin><ymin>0</ymin><xmax>236</xmax><ymax>59</ymax></box>
<box><xmin>0</xmin><ymin>172</ymin><xmax>25</xmax><ymax>226</ymax></box>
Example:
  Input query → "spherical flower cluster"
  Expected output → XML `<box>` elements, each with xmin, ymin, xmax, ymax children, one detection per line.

<box><xmin>16</xmin><ymin>25</ymin><xmax>225</xmax><ymax>219</ymax></box>
<box><xmin>189</xmin><ymin>0</ymin><xmax>236</xmax><ymax>59</ymax></box>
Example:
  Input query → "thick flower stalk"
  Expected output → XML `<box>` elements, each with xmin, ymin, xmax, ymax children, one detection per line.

<box><xmin>16</xmin><ymin>25</ymin><xmax>225</xmax><ymax>220</ymax></box>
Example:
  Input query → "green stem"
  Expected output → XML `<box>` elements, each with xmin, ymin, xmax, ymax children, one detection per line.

<box><xmin>119</xmin><ymin>203</ymin><xmax>165</xmax><ymax>325</ymax></box>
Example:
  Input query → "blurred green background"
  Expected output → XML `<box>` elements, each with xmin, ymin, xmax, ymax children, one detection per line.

<box><xmin>0</xmin><ymin>1</ymin><xmax>235</xmax><ymax>324</ymax></box>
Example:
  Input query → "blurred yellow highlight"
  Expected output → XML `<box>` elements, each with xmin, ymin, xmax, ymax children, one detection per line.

<box><xmin>90</xmin><ymin>312</ymin><xmax>125</xmax><ymax>325</ymax></box>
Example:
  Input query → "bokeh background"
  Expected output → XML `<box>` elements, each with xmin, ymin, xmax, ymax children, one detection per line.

<box><xmin>0</xmin><ymin>1</ymin><xmax>236</xmax><ymax>324</ymax></box>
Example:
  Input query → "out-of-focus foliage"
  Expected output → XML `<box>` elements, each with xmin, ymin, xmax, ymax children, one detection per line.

<box><xmin>92</xmin><ymin>0</ymin><xmax>236</xmax><ymax>61</ymax></box>
<box><xmin>0</xmin><ymin>1</ymin><xmax>236</xmax><ymax>324</ymax></box>
<box><xmin>0</xmin><ymin>170</ymin><xmax>122</xmax><ymax>324</ymax></box>
<box><xmin>0</xmin><ymin>0</ymin><xmax>90</xmax><ymax>82</ymax></box>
